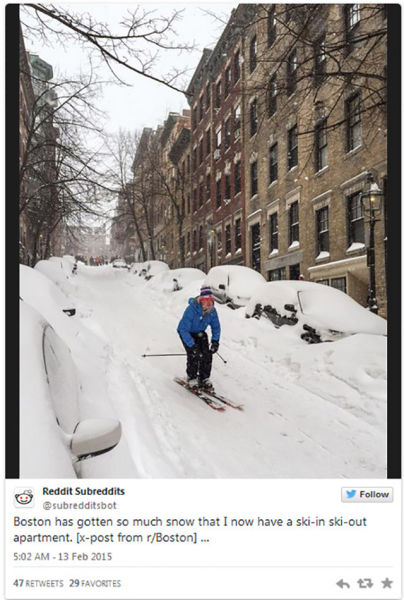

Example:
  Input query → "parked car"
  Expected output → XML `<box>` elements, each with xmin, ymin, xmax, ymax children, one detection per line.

<box><xmin>112</xmin><ymin>258</ymin><xmax>129</xmax><ymax>269</ymax></box>
<box><xmin>245</xmin><ymin>280</ymin><xmax>387</xmax><ymax>343</ymax></box>
<box><xmin>20</xmin><ymin>264</ymin><xmax>76</xmax><ymax>317</ymax></box>
<box><xmin>132</xmin><ymin>260</ymin><xmax>169</xmax><ymax>280</ymax></box>
<box><xmin>20</xmin><ymin>300</ymin><xmax>122</xmax><ymax>477</ymax></box>
<box><xmin>146</xmin><ymin>268</ymin><xmax>206</xmax><ymax>292</ymax></box>
<box><xmin>205</xmin><ymin>265</ymin><xmax>266</xmax><ymax>308</ymax></box>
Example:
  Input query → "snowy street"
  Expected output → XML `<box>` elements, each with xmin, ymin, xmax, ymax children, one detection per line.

<box><xmin>58</xmin><ymin>263</ymin><xmax>387</xmax><ymax>479</ymax></box>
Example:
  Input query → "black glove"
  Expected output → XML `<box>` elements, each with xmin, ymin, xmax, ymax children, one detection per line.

<box><xmin>210</xmin><ymin>341</ymin><xmax>219</xmax><ymax>354</ymax></box>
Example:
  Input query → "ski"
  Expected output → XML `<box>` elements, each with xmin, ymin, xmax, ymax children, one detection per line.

<box><xmin>199</xmin><ymin>388</ymin><xmax>244</xmax><ymax>411</ymax></box>
<box><xmin>174</xmin><ymin>378</ymin><xmax>226</xmax><ymax>412</ymax></box>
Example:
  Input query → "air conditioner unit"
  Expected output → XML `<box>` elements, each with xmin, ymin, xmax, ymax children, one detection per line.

<box><xmin>213</xmin><ymin>149</ymin><xmax>221</xmax><ymax>160</ymax></box>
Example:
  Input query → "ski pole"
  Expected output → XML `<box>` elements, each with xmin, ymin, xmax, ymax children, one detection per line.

<box><xmin>216</xmin><ymin>352</ymin><xmax>227</xmax><ymax>364</ymax></box>
<box><xmin>141</xmin><ymin>353</ymin><xmax>187</xmax><ymax>358</ymax></box>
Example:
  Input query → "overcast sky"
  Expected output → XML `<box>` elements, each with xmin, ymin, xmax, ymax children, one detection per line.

<box><xmin>21</xmin><ymin>2</ymin><xmax>237</xmax><ymax>135</ymax></box>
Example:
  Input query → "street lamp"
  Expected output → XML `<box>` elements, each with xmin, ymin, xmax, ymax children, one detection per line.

<box><xmin>360</xmin><ymin>171</ymin><xmax>383</xmax><ymax>314</ymax></box>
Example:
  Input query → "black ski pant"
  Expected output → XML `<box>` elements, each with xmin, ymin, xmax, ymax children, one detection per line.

<box><xmin>180</xmin><ymin>331</ymin><xmax>212</xmax><ymax>381</ymax></box>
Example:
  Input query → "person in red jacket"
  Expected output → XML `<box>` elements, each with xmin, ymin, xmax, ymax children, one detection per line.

<box><xmin>177</xmin><ymin>285</ymin><xmax>220</xmax><ymax>390</ymax></box>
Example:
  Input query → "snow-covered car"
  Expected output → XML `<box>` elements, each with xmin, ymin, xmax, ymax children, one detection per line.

<box><xmin>205</xmin><ymin>265</ymin><xmax>266</xmax><ymax>308</ymax></box>
<box><xmin>20</xmin><ymin>299</ymin><xmax>122</xmax><ymax>478</ymax></box>
<box><xmin>245</xmin><ymin>280</ymin><xmax>387</xmax><ymax>343</ymax></box>
<box><xmin>133</xmin><ymin>260</ymin><xmax>169</xmax><ymax>280</ymax></box>
<box><xmin>20</xmin><ymin>264</ymin><xmax>76</xmax><ymax>317</ymax></box>
<box><xmin>146</xmin><ymin>268</ymin><xmax>206</xmax><ymax>292</ymax></box>
<box><xmin>112</xmin><ymin>258</ymin><xmax>129</xmax><ymax>269</ymax></box>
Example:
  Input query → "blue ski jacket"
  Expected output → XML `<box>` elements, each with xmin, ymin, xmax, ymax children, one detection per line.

<box><xmin>177</xmin><ymin>298</ymin><xmax>221</xmax><ymax>348</ymax></box>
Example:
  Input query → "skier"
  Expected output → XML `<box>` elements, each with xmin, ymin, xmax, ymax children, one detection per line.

<box><xmin>177</xmin><ymin>285</ymin><xmax>220</xmax><ymax>391</ymax></box>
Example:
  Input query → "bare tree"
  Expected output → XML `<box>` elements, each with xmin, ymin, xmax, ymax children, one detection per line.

<box><xmin>20</xmin><ymin>67</ymin><xmax>114</xmax><ymax>263</ymax></box>
<box><xmin>21</xmin><ymin>4</ymin><xmax>196</xmax><ymax>93</ymax></box>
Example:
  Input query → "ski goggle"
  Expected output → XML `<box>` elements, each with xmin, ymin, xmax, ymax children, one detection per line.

<box><xmin>200</xmin><ymin>296</ymin><xmax>214</xmax><ymax>307</ymax></box>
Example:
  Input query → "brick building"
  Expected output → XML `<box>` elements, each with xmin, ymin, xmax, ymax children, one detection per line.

<box><xmin>186</xmin><ymin>6</ymin><xmax>256</xmax><ymax>273</ymax></box>
<box><xmin>126</xmin><ymin>4</ymin><xmax>388</xmax><ymax>315</ymax></box>
<box><xmin>242</xmin><ymin>4</ymin><xmax>387</xmax><ymax>315</ymax></box>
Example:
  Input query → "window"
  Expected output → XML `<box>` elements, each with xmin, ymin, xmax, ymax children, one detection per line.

<box><xmin>345</xmin><ymin>4</ymin><xmax>360</xmax><ymax>53</ymax></box>
<box><xmin>205</xmin><ymin>83</ymin><xmax>211</xmax><ymax>109</ymax></box>
<box><xmin>346</xmin><ymin>93</ymin><xmax>361</xmax><ymax>151</ymax></box>
<box><xmin>249</xmin><ymin>35</ymin><xmax>257</xmax><ymax>73</ymax></box>
<box><xmin>192</xmin><ymin>107</ymin><xmax>197</xmax><ymax>130</ymax></box>
<box><xmin>217</xmin><ymin>231</ymin><xmax>222</xmax><ymax>255</ymax></box>
<box><xmin>347</xmin><ymin>191</ymin><xmax>364</xmax><ymax>244</ymax></box>
<box><xmin>235</xmin><ymin>161</ymin><xmax>241</xmax><ymax>195</ymax></box>
<box><xmin>199</xmin><ymin>181</ymin><xmax>204</xmax><ymax>208</ymax></box>
<box><xmin>215</xmin><ymin>128</ymin><xmax>222</xmax><ymax>149</ymax></box>
<box><xmin>315</xmin><ymin>119</ymin><xmax>328</xmax><ymax>171</ymax></box>
<box><xmin>199</xmin><ymin>225</ymin><xmax>204</xmax><ymax>250</ymax></box>
<box><xmin>250</xmin><ymin>98</ymin><xmax>258</xmax><ymax>136</ymax></box>
<box><xmin>314</xmin><ymin>34</ymin><xmax>327</xmax><ymax>85</ymax></box>
<box><xmin>287</xmin><ymin>49</ymin><xmax>298</xmax><ymax>96</ymax></box>
<box><xmin>199</xmin><ymin>140</ymin><xmax>203</xmax><ymax>165</ymax></box>
<box><xmin>187</xmin><ymin>194</ymin><xmax>190</xmax><ymax>214</ymax></box>
<box><xmin>192</xmin><ymin>188</ymin><xmax>197</xmax><ymax>213</ymax></box>
<box><xmin>234</xmin><ymin>50</ymin><xmax>240</xmax><ymax>82</ymax></box>
<box><xmin>216</xmin><ymin>178</ymin><xmax>222</xmax><ymax>208</ymax></box>
<box><xmin>224</xmin><ymin>118</ymin><xmax>231</xmax><ymax>149</ymax></box>
<box><xmin>225</xmin><ymin>223</ymin><xmax>231</xmax><ymax>254</ymax></box>
<box><xmin>206</xmin><ymin>174</ymin><xmax>211</xmax><ymax>200</ymax></box>
<box><xmin>268</xmin><ymin>267</ymin><xmax>286</xmax><ymax>281</ymax></box>
<box><xmin>289</xmin><ymin>201</ymin><xmax>299</xmax><ymax>245</ymax></box>
<box><xmin>199</xmin><ymin>98</ymin><xmax>204</xmax><ymax>121</ymax></box>
<box><xmin>289</xmin><ymin>264</ymin><xmax>300</xmax><ymax>280</ymax></box>
<box><xmin>269</xmin><ymin>212</ymin><xmax>278</xmax><ymax>252</ymax></box>
<box><xmin>234</xmin><ymin>105</ymin><xmax>241</xmax><ymax>138</ymax></box>
<box><xmin>288</xmin><ymin>125</ymin><xmax>298</xmax><ymax>169</ymax></box>
<box><xmin>267</xmin><ymin>6</ymin><xmax>276</xmax><ymax>46</ymax></box>
<box><xmin>235</xmin><ymin>218</ymin><xmax>241</xmax><ymax>250</ymax></box>
<box><xmin>225</xmin><ymin>66</ymin><xmax>231</xmax><ymax>97</ymax></box>
<box><xmin>269</xmin><ymin>143</ymin><xmax>278</xmax><ymax>183</ymax></box>
<box><xmin>331</xmin><ymin>277</ymin><xmax>347</xmax><ymax>293</ymax></box>
<box><xmin>205</xmin><ymin>129</ymin><xmax>211</xmax><ymax>156</ymax></box>
<box><xmin>250</xmin><ymin>160</ymin><xmax>258</xmax><ymax>197</ymax></box>
<box><xmin>192</xmin><ymin>147</ymin><xmax>197</xmax><ymax>170</ymax></box>
<box><xmin>187</xmin><ymin>231</ymin><xmax>190</xmax><ymax>253</ymax></box>
<box><xmin>316</xmin><ymin>206</ymin><xmax>329</xmax><ymax>253</ymax></box>
<box><xmin>267</xmin><ymin>74</ymin><xmax>277</xmax><ymax>117</ymax></box>
<box><xmin>192</xmin><ymin>229</ymin><xmax>197</xmax><ymax>251</ymax></box>
<box><xmin>216</xmin><ymin>80</ymin><xmax>222</xmax><ymax>108</ymax></box>
<box><xmin>317</xmin><ymin>279</ymin><xmax>329</xmax><ymax>285</ymax></box>
<box><xmin>225</xmin><ymin>173</ymin><xmax>231</xmax><ymax>199</ymax></box>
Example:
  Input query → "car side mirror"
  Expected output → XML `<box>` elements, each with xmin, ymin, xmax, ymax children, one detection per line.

<box><xmin>71</xmin><ymin>418</ymin><xmax>121</xmax><ymax>461</ymax></box>
<box><xmin>218</xmin><ymin>284</ymin><xmax>226</xmax><ymax>290</ymax></box>
<box><xmin>284</xmin><ymin>304</ymin><xmax>297</xmax><ymax>312</ymax></box>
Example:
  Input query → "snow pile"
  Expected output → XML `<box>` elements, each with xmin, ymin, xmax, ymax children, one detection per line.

<box><xmin>20</xmin><ymin>259</ymin><xmax>388</xmax><ymax>479</ymax></box>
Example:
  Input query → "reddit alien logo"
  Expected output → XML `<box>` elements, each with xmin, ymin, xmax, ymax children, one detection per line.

<box><xmin>14</xmin><ymin>489</ymin><xmax>34</xmax><ymax>508</ymax></box>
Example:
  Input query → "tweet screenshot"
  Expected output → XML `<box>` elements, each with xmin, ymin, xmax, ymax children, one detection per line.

<box><xmin>7</xmin><ymin>2</ymin><xmax>401</xmax><ymax>599</ymax></box>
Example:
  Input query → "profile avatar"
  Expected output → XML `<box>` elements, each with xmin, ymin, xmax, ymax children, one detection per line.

<box><xmin>15</xmin><ymin>490</ymin><xmax>34</xmax><ymax>505</ymax></box>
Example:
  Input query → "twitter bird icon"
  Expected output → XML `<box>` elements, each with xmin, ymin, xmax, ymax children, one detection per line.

<box><xmin>346</xmin><ymin>490</ymin><xmax>356</xmax><ymax>499</ymax></box>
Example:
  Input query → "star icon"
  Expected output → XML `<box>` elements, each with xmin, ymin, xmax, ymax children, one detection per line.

<box><xmin>381</xmin><ymin>577</ymin><xmax>393</xmax><ymax>589</ymax></box>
